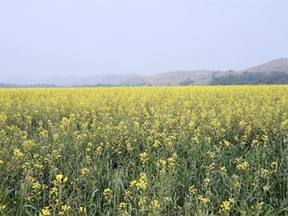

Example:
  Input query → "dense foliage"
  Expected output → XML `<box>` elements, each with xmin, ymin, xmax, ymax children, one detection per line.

<box><xmin>0</xmin><ymin>86</ymin><xmax>288</xmax><ymax>215</ymax></box>
<box><xmin>210</xmin><ymin>71</ymin><xmax>288</xmax><ymax>85</ymax></box>
<box><xmin>179</xmin><ymin>78</ymin><xmax>195</xmax><ymax>86</ymax></box>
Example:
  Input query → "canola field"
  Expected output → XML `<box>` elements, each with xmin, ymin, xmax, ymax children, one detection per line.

<box><xmin>0</xmin><ymin>86</ymin><xmax>288</xmax><ymax>216</ymax></box>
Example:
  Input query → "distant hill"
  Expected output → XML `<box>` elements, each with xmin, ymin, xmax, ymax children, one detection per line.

<box><xmin>124</xmin><ymin>58</ymin><xmax>288</xmax><ymax>86</ymax></box>
<box><xmin>211</xmin><ymin>58</ymin><xmax>288</xmax><ymax>85</ymax></box>
<box><xmin>0</xmin><ymin>83</ymin><xmax>58</xmax><ymax>88</ymax></box>
<box><xmin>244</xmin><ymin>58</ymin><xmax>288</xmax><ymax>73</ymax></box>
<box><xmin>2</xmin><ymin>58</ymin><xmax>288</xmax><ymax>87</ymax></box>
<box><xmin>0</xmin><ymin>74</ymin><xmax>139</xmax><ymax>86</ymax></box>
<box><xmin>44</xmin><ymin>74</ymin><xmax>138</xmax><ymax>86</ymax></box>
<box><xmin>123</xmin><ymin>70</ymin><xmax>213</xmax><ymax>86</ymax></box>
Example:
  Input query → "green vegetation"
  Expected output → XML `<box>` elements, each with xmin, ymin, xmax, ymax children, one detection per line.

<box><xmin>0</xmin><ymin>86</ymin><xmax>288</xmax><ymax>215</ymax></box>
<box><xmin>179</xmin><ymin>78</ymin><xmax>195</xmax><ymax>86</ymax></box>
<box><xmin>210</xmin><ymin>71</ymin><xmax>288</xmax><ymax>85</ymax></box>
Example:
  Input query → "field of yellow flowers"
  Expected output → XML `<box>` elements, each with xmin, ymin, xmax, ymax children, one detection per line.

<box><xmin>0</xmin><ymin>86</ymin><xmax>288</xmax><ymax>215</ymax></box>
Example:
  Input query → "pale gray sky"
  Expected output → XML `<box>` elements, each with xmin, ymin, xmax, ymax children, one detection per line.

<box><xmin>0</xmin><ymin>0</ymin><xmax>288</xmax><ymax>83</ymax></box>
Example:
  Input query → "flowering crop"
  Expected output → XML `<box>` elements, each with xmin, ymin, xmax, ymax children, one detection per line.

<box><xmin>0</xmin><ymin>86</ymin><xmax>288</xmax><ymax>215</ymax></box>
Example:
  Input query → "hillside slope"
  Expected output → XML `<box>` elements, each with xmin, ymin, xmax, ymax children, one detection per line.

<box><xmin>211</xmin><ymin>58</ymin><xmax>288</xmax><ymax>85</ymax></box>
<box><xmin>245</xmin><ymin>58</ymin><xmax>288</xmax><ymax>73</ymax></box>
<box><xmin>123</xmin><ymin>70</ymin><xmax>213</xmax><ymax>86</ymax></box>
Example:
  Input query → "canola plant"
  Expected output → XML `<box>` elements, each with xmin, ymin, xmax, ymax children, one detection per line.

<box><xmin>0</xmin><ymin>86</ymin><xmax>288</xmax><ymax>215</ymax></box>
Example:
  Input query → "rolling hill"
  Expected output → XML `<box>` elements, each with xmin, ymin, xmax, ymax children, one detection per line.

<box><xmin>1</xmin><ymin>58</ymin><xmax>288</xmax><ymax>87</ymax></box>
<box><xmin>124</xmin><ymin>58</ymin><xmax>288</xmax><ymax>86</ymax></box>
<box><xmin>244</xmin><ymin>58</ymin><xmax>288</xmax><ymax>73</ymax></box>
<box><xmin>123</xmin><ymin>70</ymin><xmax>214</xmax><ymax>86</ymax></box>
<box><xmin>211</xmin><ymin>58</ymin><xmax>288</xmax><ymax>85</ymax></box>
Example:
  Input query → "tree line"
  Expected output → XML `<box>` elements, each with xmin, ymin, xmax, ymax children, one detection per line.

<box><xmin>210</xmin><ymin>71</ymin><xmax>288</xmax><ymax>85</ymax></box>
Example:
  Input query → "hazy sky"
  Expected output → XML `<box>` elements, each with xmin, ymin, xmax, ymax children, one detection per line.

<box><xmin>0</xmin><ymin>0</ymin><xmax>288</xmax><ymax>82</ymax></box>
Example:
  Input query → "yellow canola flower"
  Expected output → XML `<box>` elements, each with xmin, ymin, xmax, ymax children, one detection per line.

<box><xmin>22</xmin><ymin>140</ymin><xmax>36</xmax><ymax>150</ymax></box>
<box><xmin>58</xmin><ymin>205</ymin><xmax>71</xmax><ymax>216</ymax></box>
<box><xmin>149</xmin><ymin>199</ymin><xmax>161</xmax><ymax>211</ymax></box>
<box><xmin>251</xmin><ymin>139</ymin><xmax>259</xmax><ymax>148</ymax></box>
<box><xmin>157</xmin><ymin>159</ymin><xmax>166</xmax><ymax>167</ymax></box>
<box><xmin>0</xmin><ymin>204</ymin><xmax>6</xmax><ymax>211</ymax></box>
<box><xmin>138</xmin><ymin>196</ymin><xmax>147</xmax><ymax>207</ymax></box>
<box><xmin>79</xmin><ymin>206</ymin><xmax>86</xmax><ymax>213</ymax></box>
<box><xmin>56</xmin><ymin>174</ymin><xmax>64</xmax><ymax>182</ymax></box>
<box><xmin>219</xmin><ymin>166</ymin><xmax>227</xmax><ymax>175</ymax></box>
<box><xmin>2</xmin><ymin>86</ymin><xmax>288</xmax><ymax>215</ymax></box>
<box><xmin>197</xmin><ymin>195</ymin><xmax>209</xmax><ymax>204</ymax></box>
<box><xmin>96</xmin><ymin>146</ymin><xmax>103</xmax><ymax>156</ymax></box>
<box><xmin>206</xmin><ymin>151</ymin><xmax>215</xmax><ymax>159</ymax></box>
<box><xmin>13</xmin><ymin>148</ymin><xmax>24</xmax><ymax>158</ymax></box>
<box><xmin>271</xmin><ymin>161</ymin><xmax>278</xmax><ymax>173</ymax></box>
<box><xmin>136</xmin><ymin>172</ymin><xmax>148</xmax><ymax>191</ymax></box>
<box><xmin>236</xmin><ymin>161</ymin><xmax>249</xmax><ymax>171</ymax></box>
<box><xmin>119</xmin><ymin>202</ymin><xmax>127</xmax><ymax>210</ymax></box>
<box><xmin>50</xmin><ymin>187</ymin><xmax>58</xmax><ymax>196</ymax></box>
<box><xmin>219</xmin><ymin>198</ymin><xmax>235</xmax><ymax>213</ymax></box>
<box><xmin>32</xmin><ymin>181</ymin><xmax>41</xmax><ymax>190</ymax></box>
<box><xmin>153</xmin><ymin>140</ymin><xmax>161</xmax><ymax>148</ymax></box>
<box><xmin>167</xmin><ymin>153</ymin><xmax>177</xmax><ymax>170</ymax></box>
<box><xmin>222</xmin><ymin>140</ymin><xmax>230</xmax><ymax>147</ymax></box>
<box><xmin>139</xmin><ymin>152</ymin><xmax>149</xmax><ymax>165</ymax></box>
<box><xmin>130</xmin><ymin>172</ymin><xmax>148</xmax><ymax>192</ymax></box>
<box><xmin>39</xmin><ymin>207</ymin><xmax>51</xmax><ymax>216</ymax></box>
<box><xmin>61</xmin><ymin>205</ymin><xmax>71</xmax><ymax>211</ymax></box>
<box><xmin>259</xmin><ymin>168</ymin><xmax>271</xmax><ymax>178</ymax></box>
<box><xmin>263</xmin><ymin>185</ymin><xmax>270</xmax><ymax>192</ymax></box>
<box><xmin>80</xmin><ymin>167</ymin><xmax>90</xmax><ymax>175</ymax></box>
<box><xmin>124</xmin><ymin>190</ymin><xmax>132</xmax><ymax>199</ymax></box>
<box><xmin>130</xmin><ymin>180</ymin><xmax>137</xmax><ymax>188</ymax></box>
<box><xmin>53</xmin><ymin>174</ymin><xmax>68</xmax><ymax>184</ymax></box>
<box><xmin>103</xmin><ymin>188</ymin><xmax>113</xmax><ymax>200</ymax></box>
<box><xmin>204</xmin><ymin>177</ymin><xmax>211</xmax><ymax>186</ymax></box>
<box><xmin>33</xmin><ymin>163</ymin><xmax>43</xmax><ymax>170</ymax></box>
<box><xmin>188</xmin><ymin>185</ymin><xmax>197</xmax><ymax>196</ymax></box>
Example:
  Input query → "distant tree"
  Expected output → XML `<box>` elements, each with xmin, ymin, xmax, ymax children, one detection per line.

<box><xmin>210</xmin><ymin>71</ymin><xmax>288</xmax><ymax>85</ymax></box>
<box><xmin>179</xmin><ymin>78</ymin><xmax>195</xmax><ymax>86</ymax></box>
